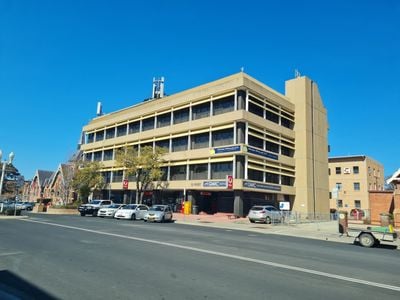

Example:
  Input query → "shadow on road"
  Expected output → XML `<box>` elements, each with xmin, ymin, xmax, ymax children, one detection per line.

<box><xmin>0</xmin><ymin>270</ymin><xmax>57</xmax><ymax>300</ymax></box>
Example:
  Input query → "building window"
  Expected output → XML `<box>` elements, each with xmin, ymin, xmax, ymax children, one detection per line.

<box><xmin>281</xmin><ymin>117</ymin><xmax>294</xmax><ymax>129</ymax></box>
<box><xmin>192</xmin><ymin>103</ymin><xmax>210</xmax><ymax>120</ymax></box>
<box><xmin>354</xmin><ymin>182</ymin><xmax>360</xmax><ymax>191</ymax></box>
<box><xmin>248</xmin><ymin>102</ymin><xmax>264</xmax><ymax>118</ymax></box>
<box><xmin>128</xmin><ymin>121</ymin><xmax>140</xmax><ymax>134</ymax></box>
<box><xmin>211</xmin><ymin>162</ymin><xmax>232</xmax><ymax>179</ymax></box>
<box><xmin>213</xmin><ymin>96</ymin><xmax>234</xmax><ymax>116</ymax></box>
<box><xmin>87</xmin><ymin>133</ymin><xmax>94</xmax><ymax>143</ymax></box>
<box><xmin>337</xmin><ymin>200</ymin><xmax>343</xmax><ymax>208</ymax></box>
<box><xmin>95</xmin><ymin>131</ymin><xmax>104</xmax><ymax>142</ymax></box>
<box><xmin>173</xmin><ymin>108</ymin><xmax>189</xmax><ymax>124</ymax></box>
<box><xmin>281</xmin><ymin>175</ymin><xmax>294</xmax><ymax>186</ymax></box>
<box><xmin>335</xmin><ymin>167</ymin><xmax>341</xmax><ymax>175</ymax></box>
<box><xmin>281</xmin><ymin>146</ymin><xmax>294</xmax><ymax>157</ymax></box>
<box><xmin>265</xmin><ymin>141</ymin><xmax>279</xmax><ymax>153</ymax></box>
<box><xmin>265</xmin><ymin>107</ymin><xmax>279</xmax><ymax>124</ymax></box>
<box><xmin>328</xmin><ymin>168</ymin><xmax>331</xmax><ymax>175</ymax></box>
<box><xmin>116</xmin><ymin>125</ymin><xmax>127</xmax><ymax>137</ymax></box>
<box><xmin>212</xmin><ymin>129</ymin><xmax>234</xmax><ymax>147</ymax></box>
<box><xmin>189</xmin><ymin>164</ymin><xmax>208</xmax><ymax>180</ymax></box>
<box><xmin>112</xmin><ymin>170</ymin><xmax>123</xmax><ymax>183</ymax></box>
<box><xmin>142</xmin><ymin>117</ymin><xmax>155</xmax><ymax>131</ymax></box>
<box><xmin>93</xmin><ymin>151</ymin><xmax>102</xmax><ymax>161</ymax></box>
<box><xmin>157</xmin><ymin>113</ymin><xmax>171</xmax><ymax>128</ymax></box>
<box><xmin>248</xmin><ymin>135</ymin><xmax>263</xmax><ymax>149</ymax></box>
<box><xmin>353</xmin><ymin>166</ymin><xmax>359</xmax><ymax>174</ymax></box>
<box><xmin>105</xmin><ymin>128</ymin><xmax>115</xmax><ymax>139</ymax></box>
<box><xmin>170</xmin><ymin>165</ymin><xmax>187</xmax><ymax>180</ymax></box>
<box><xmin>172</xmin><ymin>136</ymin><xmax>188</xmax><ymax>152</ymax></box>
<box><xmin>103</xmin><ymin>149</ymin><xmax>113</xmax><ymax>161</ymax></box>
<box><xmin>248</xmin><ymin>169</ymin><xmax>263</xmax><ymax>182</ymax></box>
<box><xmin>155</xmin><ymin>139</ymin><xmax>170</xmax><ymax>151</ymax></box>
<box><xmin>354</xmin><ymin>200</ymin><xmax>361</xmax><ymax>208</ymax></box>
<box><xmin>84</xmin><ymin>152</ymin><xmax>92</xmax><ymax>161</ymax></box>
<box><xmin>191</xmin><ymin>132</ymin><xmax>209</xmax><ymax>149</ymax></box>
<box><xmin>336</xmin><ymin>183</ymin><xmax>342</xmax><ymax>190</ymax></box>
<box><xmin>266</xmin><ymin>172</ymin><xmax>279</xmax><ymax>184</ymax></box>
<box><xmin>160</xmin><ymin>167</ymin><xmax>168</xmax><ymax>181</ymax></box>
<box><xmin>101</xmin><ymin>171</ymin><xmax>111</xmax><ymax>184</ymax></box>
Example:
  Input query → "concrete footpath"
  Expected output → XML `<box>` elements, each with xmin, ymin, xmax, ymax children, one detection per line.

<box><xmin>1</xmin><ymin>211</ymin><xmax>398</xmax><ymax>248</ymax></box>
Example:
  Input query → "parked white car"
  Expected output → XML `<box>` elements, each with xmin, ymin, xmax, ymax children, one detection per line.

<box><xmin>114</xmin><ymin>204</ymin><xmax>149</xmax><ymax>220</ymax></box>
<box><xmin>247</xmin><ymin>205</ymin><xmax>281</xmax><ymax>224</ymax></box>
<box><xmin>98</xmin><ymin>204</ymin><xmax>126</xmax><ymax>217</ymax></box>
<box><xmin>144</xmin><ymin>205</ymin><xmax>173</xmax><ymax>223</ymax></box>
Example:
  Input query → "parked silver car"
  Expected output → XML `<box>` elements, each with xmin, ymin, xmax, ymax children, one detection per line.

<box><xmin>114</xmin><ymin>204</ymin><xmax>149</xmax><ymax>220</ymax></box>
<box><xmin>144</xmin><ymin>205</ymin><xmax>173</xmax><ymax>223</ymax></box>
<box><xmin>98</xmin><ymin>204</ymin><xmax>126</xmax><ymax>217</ymax></box>
<box><xmin>248</xmin><ymin>205</ymin><xmax>281</xmax><ymax>224</ymax></box>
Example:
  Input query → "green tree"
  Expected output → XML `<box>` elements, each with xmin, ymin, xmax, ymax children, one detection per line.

<box><xmin>72</xmin><ymin>161</ymin><xmax>105</xmax><ymax>203</ymax></box>
<box><xmin>115</xmin><ymin>146</ymin><xmax>166</xmax><ymax>204</ymax></box>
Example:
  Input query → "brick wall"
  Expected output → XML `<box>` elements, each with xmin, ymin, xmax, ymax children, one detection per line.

<box><xmin>369</xmin><ymin>191</ymin><xmax>393</xmax><ymax>225</ymax></box>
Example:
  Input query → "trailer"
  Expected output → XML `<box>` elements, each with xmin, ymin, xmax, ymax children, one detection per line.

<box><xmin>348</xmin><ymin>226</ymin><xmax>397</xmax><ymax>248</ymax></box>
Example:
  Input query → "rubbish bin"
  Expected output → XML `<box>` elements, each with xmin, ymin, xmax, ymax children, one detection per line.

<box><xmin>192</xmin><ymin>205</ymin><xmax>199</xmax><ymax>215</ymax></box>
<box><xmin>338</xmin><ymin>211</ymin><xmax>348</xmax><ymax>235</ymax></box>
<box><xmin>38</xmin><ymin>204</ymin><xmax>47</xmax><ymax>212</ymax></box>
<box><xmin>380</xmin><ymin>213</ymin><xmax>393</xmax><ymax>226</ymax></box>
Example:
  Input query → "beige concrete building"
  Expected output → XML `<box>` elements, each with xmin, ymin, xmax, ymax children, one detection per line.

<box><xmin>328</xmin><ymin>155</ymin><xmax>384</xmax><ymax>216</ymax></box>
<box><xmin>79</xmin><ymin>72</ymin><xmax>329</xmax><ymax>217</ymax></box>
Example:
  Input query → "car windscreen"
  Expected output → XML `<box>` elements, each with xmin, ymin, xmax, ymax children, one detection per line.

<box><xmin>149</xmin><ymin>206</ymin><xmax>164</xmax><ymax>211</ymax></box>
<box><xmin>124</xmin><ymin>204</ymin><xmax>137</xmax><ymax>209</ymax></box>
<box><xmin>109</xmin><ymin>204</ymin><xmax>120</xmax><ymax>208</ymax></box>
<box><xmin>91</xmin><ymin>200</ymin><xmax>101</xmax><ymax>204</ymax></box>
<box><xmin>250</xmin><ymin>206</ymin><xmax>264</xmax><ymax>211</ymax></box>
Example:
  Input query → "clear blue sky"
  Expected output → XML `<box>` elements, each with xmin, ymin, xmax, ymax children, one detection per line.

<box><xmin>1</xmin><ymin>0</ymin><xmax>399</xmax><ymax>180</ymax></box>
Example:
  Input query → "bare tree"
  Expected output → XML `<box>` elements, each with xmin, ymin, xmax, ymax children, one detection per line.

<box><xmin>115</xmin><ymin>146</ymin><xmax>166</xmax><ymax>204</ymax></box>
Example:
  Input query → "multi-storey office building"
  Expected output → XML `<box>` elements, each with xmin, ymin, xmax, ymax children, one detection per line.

<box><xmin>328</xmin><ymin>155</ymin><xmax>384</xmax><ymax>215</ymax></box>
<box><xmin>80</xmin><ymin>72</ymin><xmax>329</xmax><ymax>217</ymax></box>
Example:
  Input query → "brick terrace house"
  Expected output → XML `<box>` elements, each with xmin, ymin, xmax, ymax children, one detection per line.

<box><xmin>43</xmin><ymin>164</ymin><xmax>76</xmax><ymax>205</ymax></box>
<box><xmin>28</xmin><ymin>170</ymin><xmax>53</xmax><ymax>202</ymax></box>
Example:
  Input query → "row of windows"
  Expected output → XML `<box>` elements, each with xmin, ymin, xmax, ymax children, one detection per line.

<box><xmin>248</xmin><ymin>95</ymin><xmax>294</xmax><ymax>129</ymax></box>
<box><xmin>335</xmin><ymin>200</ymin><xmax>362</xmax><ymax>209</ymax></box>
<box><xmin>100</xmin><ymin>162</ymin><xmax>292</xmax><ymax>186</ymax></box>
<box><xmin>85</xmin><ymin>128</ymin><xmax>234</xmax><ymax>161</ymax></box>
<box><xmin>101</xmin><ymin>162</ymin><xmax>232</xmax><ymax>182</ymax></box>
<box><xmin>85</xmin><ymin>92</ymin><xmax>295</xmax><ymax>144</ymax></box>
<box><xmin>248</xmin><ymin>134</ymin><xmax>294</xmax><ymax>157</ymax></box>
<box><xmin>330</xmin><ymin>166</ymin><xmax>359</xmax><ymax>175</ymax></box>
<box><xmin>86</xmin><ymin>95</ymin><xmax>235</xmax><ymax>143</ymax></box>
<box><xmin>334</xmin><ymin>182</ymin><xmax>361</xmax><ymax>192</ymax></box>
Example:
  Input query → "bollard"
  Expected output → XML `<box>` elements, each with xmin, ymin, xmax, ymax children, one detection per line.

<box><xmin>338</xmin><ymin>211</ymin><xmax>348</xmax><ymax>236</ymax></box>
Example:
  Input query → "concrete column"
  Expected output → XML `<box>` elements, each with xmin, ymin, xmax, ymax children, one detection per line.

<box><xmin>237</xmin><ymin>90</ymin><xmax>246</xmax><ymax>110</ymax></box>
<box><xmin>235</xmin><ymin>155</ymin><xmax>245</xmax><ymax>179</ymax></box>
<box><xmin>234</xmin><ymin>190</ymin><xmax>244</xmax><ymax>217</ymax></box>
<box><xmin>236</xmin><ymin>122</ymin><xmax>246</xmax><ymax>144</ymax></box>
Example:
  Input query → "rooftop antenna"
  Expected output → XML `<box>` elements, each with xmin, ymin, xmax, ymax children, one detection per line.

<box><xmin>294</xmin><ymin>69</ymin><xmax>301</xmax><ymax>78</ymax></box>
<box><xmin>152</xmin><ymin>77</ymin><xmax>165</xmax><ymax>99</ymax></box>
<box><xmin>96</xmin><ymin>101</ymin><xmax>103</xmax><ymax>116</ymax></box>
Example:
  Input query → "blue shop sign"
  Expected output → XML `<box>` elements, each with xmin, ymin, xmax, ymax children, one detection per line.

<box><xmin>203</xmin><ymin>181</ymin><xmax>227</xmax><ymax>187</ymax></box>
<box><xmin>247</xmin><ymin>146</ymin><xmax>278</xmax><ymax>160</ymax></box>
<box><xmin>213</xmin><ymin>145</ymin><xmax>241</xmax><ymax>154</ymax></box>
<box><xmin>243</xmin><ymin>181</ymin><xmax>281</xmax><ymax>191</ymax></box>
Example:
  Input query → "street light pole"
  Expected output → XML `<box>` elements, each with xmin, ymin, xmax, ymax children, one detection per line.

<box><xmin>0</xmin><ymin>150</ymin><xmax>15</xmax><ymax>199</ymax></box>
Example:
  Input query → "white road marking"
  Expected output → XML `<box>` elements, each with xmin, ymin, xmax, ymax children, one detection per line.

<box><xmin>22</xmin><ymin>219</ymin><xmax>400</xmax><ymax>292</ymax></box>
<box><xmin>0</xmin><ymin>252</ymin><xmax>23</xmax><ymax>257</ymax></box>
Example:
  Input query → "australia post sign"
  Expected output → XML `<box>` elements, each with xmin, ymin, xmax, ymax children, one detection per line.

<box><xmin>226</xmin><ymin>175</ymin><xmax>233</xmax><ymax>189</ymax></box>
<box><xmin>122</xmin><ymin>179</ymin><xmax>129</xmax><ymax>190</ymax></box>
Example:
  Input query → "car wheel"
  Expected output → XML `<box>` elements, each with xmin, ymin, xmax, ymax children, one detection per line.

<box><xmin>131</xmin><ymin>214</ymin><xmax>136</xmax><ymax>220</ymax></box>
<box><xmin>80</xmin><ymin>213</ymin><xmax>85</xmax><ymax>217</ymax></box>
<box><xmin>249</xmin><ymin>219</ymin><xmax>255</xmax><ymax>223</ymax></box>
<box><xmin>144</xmin><ymin>219</ymin><xmax>147</xmax><ymax>222</ymax></box>
<box><xmin>265</xmin><ymin>216</ymin><xmax>271</xmax><ymax>224</ymax></box>
<box><xmin>92</xmin><ymin>211</ymin><xmax>97</xmax><ymax>217</ymax></box>
<box><xmin>161</xmin><ymin>216</ymin><xmax>165</xmax><ymax>223</ymax></box>
<box><xmin>359</xmin><ymin>233</ymin><xmax>375</xmax><ymax>248</ymax></box>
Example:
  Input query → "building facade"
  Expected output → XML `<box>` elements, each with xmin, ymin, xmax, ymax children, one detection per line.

<box><xmin>328</xmin><ymin>155</ymin><xmax>384</xmax><ymax>217</ymax></box>
<box><xmin>80</xmin><ymin>72</ymin><xmax>329</xmax><ymax>217</ymax></box>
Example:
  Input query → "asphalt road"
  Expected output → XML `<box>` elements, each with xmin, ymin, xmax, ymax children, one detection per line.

<box><xmin>1</xmin><ymin>214</ymin><xmax>399</xmax><ymax>300</ymax></box>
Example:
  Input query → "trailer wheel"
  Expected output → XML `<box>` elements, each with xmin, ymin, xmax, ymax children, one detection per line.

<box><xmin>359</xmin><ymin>233</ymin><xmax>375</xmax><ymax>248</ymax></box>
